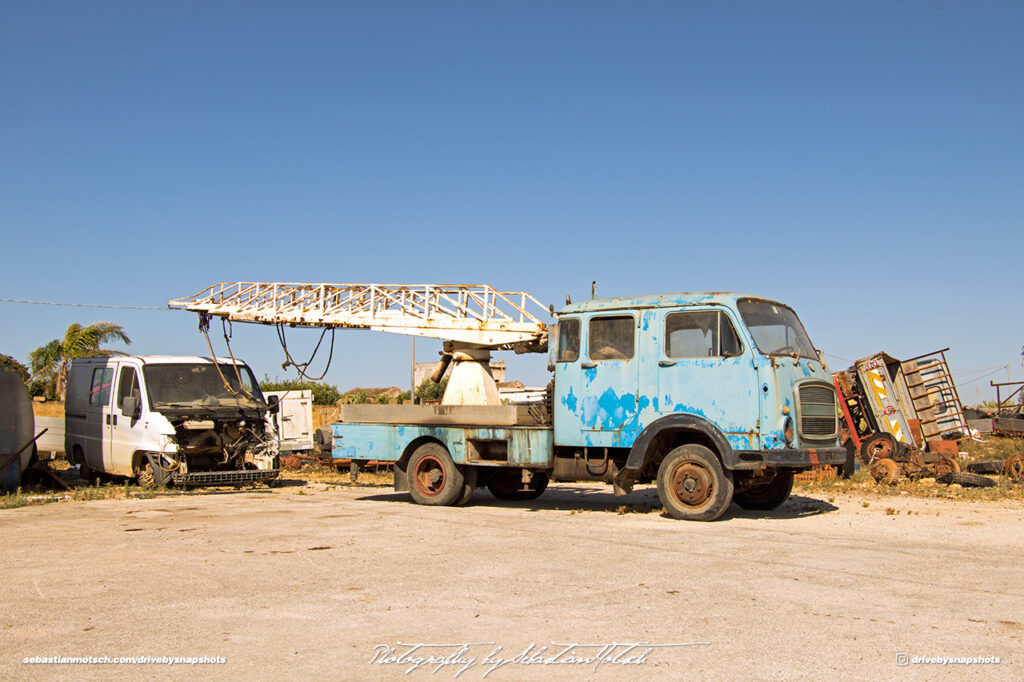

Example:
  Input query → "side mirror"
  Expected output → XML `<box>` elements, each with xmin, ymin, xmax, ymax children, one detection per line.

<box><xmin>266</xmin><ymin>394</ymin><xmax>280</xmax><ymax>414</ymax></box>
<box><xmin>121</xmin><ymin>395</ymin><xmax>141</xmax><ymax>419</ymax></box>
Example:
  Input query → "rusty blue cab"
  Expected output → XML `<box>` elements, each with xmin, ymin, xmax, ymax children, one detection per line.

<box><xmin>551</xmin><ymin>292</ymin><xmax>842</xmax><ymax>470</ymax></box>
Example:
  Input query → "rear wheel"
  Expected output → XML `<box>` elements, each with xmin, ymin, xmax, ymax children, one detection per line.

<box><xmin>487</xmin><ymin>469</ymin><xmax>549</xmax><ymax>501</ymax></box>
<box><xmin>407</xmin><ymin>443</ymin><xmax>466</xmax><ymax>506</ymax></box>
<box><xmin>656</xmin><ymin>444</ymin><xmax>733</xmax><ymax>521</ymax></box>
<box><xmin>72</xmin><ymin>446</ymin><xmax>92</xmax><ymax>483</ymax></box>
<box><xmin>733</xmin><ymin>471</ymin><xmax>794</xmax><ymax>510</ymax></box>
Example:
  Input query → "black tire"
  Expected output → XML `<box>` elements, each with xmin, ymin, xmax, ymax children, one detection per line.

<box><xmin>138</xmin><ymin>454</ymin><xmax>172</xmax><ymax>488</ymax></box>
<box><xmin>859</xmin><ymin>433</ymin><xmax>896</xmax><ymax>464</ymax></box>
<box><xmin>966</xmin><ymin>461</ymin><xmax>1004</xmax><ymax>475</ymax></box>
<box><xmin>656</xmin><ymin>444</ymin><xmax>733</xmax><ymax>521</ymax></box>
<box><xmin>487</xmin><ymin>469</ymin><xmax>549</xmax><ymax>501</ymax></box>
<box><xmin>407</xmin><ymin>443</ymin><xmax>466</xmax><ymax>506</ymax></box>
<box><xmin>456</xmin><ymin>466</ymin><xmax>479</xmax><ymax>506</ymax></box>
<box><xmin>733</xmin><ymin>471</ymin><xmax>794</xmax><ymax>510</ymax></box>
<box><xmin>936</xmin><ymin>472</ymin><xmax>996</xmax><ymax>488</ymax></box>
<box><xmin>72</xmin><ymin>446</ymin><xmax>93</xmax><ymax>483</ymax></box>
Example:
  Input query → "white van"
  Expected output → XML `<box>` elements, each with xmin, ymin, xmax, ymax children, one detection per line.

<box><xmin>65</xmin><ymin>355</ymin><xmax>280</xmax><ymax>486</ymax></box>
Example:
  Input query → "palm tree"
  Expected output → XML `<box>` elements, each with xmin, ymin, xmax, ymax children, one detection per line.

<box><xmin>29</xmin><ymin>322</ymin><xmax>131</xmax><ymax>399</ymax></box>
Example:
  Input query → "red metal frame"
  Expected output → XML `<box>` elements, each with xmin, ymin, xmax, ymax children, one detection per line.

<box><xmin>833</xmin><ymin>374</ymin><xmax>862</xmax><ymax>452</ymax></box>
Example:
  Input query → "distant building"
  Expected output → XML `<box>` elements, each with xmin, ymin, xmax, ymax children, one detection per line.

<box><xmin>412</xmin><ymin>359</ymin><xmax>505</xmax><ymax>387</ymax></box>
<box><xmin>339</xmin><ymin>386</ymin><xmax>406</xmax><ymax>404</ymax></box>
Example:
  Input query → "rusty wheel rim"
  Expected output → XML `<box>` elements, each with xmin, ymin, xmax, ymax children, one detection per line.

<box><xmin>866</xmin><ymin>438</ymin><xmax>893</xmax><ymax>462</ymax></box>
<box><xmin>413</xmin><ymin>455</ymin><xmax>446</xmax><ymax>497</ymax></box>
<box><xmin>669</xmin><ymin>461</ymin><xmax>713</xmax><ymax>508</ymax></box>
<box><xmin>870</xmin><ymin>458</ymin><xmax>898</xmax><ymax>485</ymax></box>
<box><xmin>1005</xmin><ymin>455</ymin><xmax>1024</xmax><ymax>481</ymax></box>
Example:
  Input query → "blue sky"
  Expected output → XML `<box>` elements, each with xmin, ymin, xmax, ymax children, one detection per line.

<box><xmin>2</xmin><ymin>2</ymin><xmax>1021</xmax><ymax>402</ymax></box>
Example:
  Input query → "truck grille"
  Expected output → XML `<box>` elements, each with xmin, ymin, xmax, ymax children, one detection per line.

<box><xmin>796</xmin><ymin>382</ymin><xmax>838</xmax><ymax>440</ymax></box>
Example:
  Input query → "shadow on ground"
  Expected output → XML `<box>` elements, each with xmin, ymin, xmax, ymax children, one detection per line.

<box><xmin>357</xmin><ymin>485</ymin><xmax>840</xmax><ymax>520</ymax></box>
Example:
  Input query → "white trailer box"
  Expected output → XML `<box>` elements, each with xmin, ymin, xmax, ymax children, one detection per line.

<box><xmin>264</xmin><ymin>390</ymin><xmax>314</xmax><ymax>453</ymax></box>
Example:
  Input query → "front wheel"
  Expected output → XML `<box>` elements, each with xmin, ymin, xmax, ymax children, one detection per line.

<box><xmin>407</xmin><ymin>443</ymin><xmax>466</xmax><ymax>506</ymax></box>
<box><xmin>656</xmin><ymin>445</ymin><xmax>733</xmax><ymax>521</ymax></box>
<box><xmin>733</xmin><ymin>471</ymin><xmax>794</xmax><ymax>510</ymax></box>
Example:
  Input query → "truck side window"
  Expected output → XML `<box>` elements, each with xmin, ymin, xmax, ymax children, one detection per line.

<box><xmin>666</xmin><ymin>312</ymin><xmax>743</xmax><ymax>358</ymax></box>
<box><xmin>89</xmin><ymin>368</ymin><xmax>113</xmax><ymax>406</ymax></box>
<box><xmin>557</xmin><ymin>318</ymin><xmax>580</xmax><ymax>362</ymax></box>
<box><xmin>117</xmin><ymin>367</ymin><xmax>140</xmax><ymax>412</ymax></box>
<box><xmin>589</xmin><ymin>315</ymin><xmax>634</xmax><ymax>361</ymax></box>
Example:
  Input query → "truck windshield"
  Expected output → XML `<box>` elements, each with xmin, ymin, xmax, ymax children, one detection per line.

<box><xmin>143</xmin><ymin>363</ymin><xmax>266</xmax><ymax>408</ymax></box>
<box><xmin>737</xmin><ymin>299</ymin><xmax>818</xmax><ymax>359</ymax></box>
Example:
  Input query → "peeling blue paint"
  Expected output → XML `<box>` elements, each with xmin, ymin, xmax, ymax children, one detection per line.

<box><xmin>562</xmin><ymin>387</ymin><xmax>578</xmax><ymax>412</ymax></box>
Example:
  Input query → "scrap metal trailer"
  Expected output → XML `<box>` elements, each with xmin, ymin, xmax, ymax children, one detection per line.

<box><xmin>833</xmin><ymin>349</ymin><xmax>969</xmax><ymax>484</ymax></box>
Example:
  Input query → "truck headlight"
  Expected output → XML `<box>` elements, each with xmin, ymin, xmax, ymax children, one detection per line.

<box><xmin>784</xmin><ymin>417</ymin><xmax>795</xmax><ymax>445</ymax></box>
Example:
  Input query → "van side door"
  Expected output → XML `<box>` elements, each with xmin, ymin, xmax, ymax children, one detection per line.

<box><xmin>85</xmin><ymin>365</ymin><xmax>114</xmax><ymax>471</ymax></box>
<box><xmin>107</xmin><ymin>364</ymin><xmax>146</xmax><ymax>476</ymax></box>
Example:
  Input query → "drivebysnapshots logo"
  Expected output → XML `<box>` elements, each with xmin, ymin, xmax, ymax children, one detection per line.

<box><xmin>896</xmin><ymin>653</ymin><xmax>1001</xmax><ymax>667</ymax></box>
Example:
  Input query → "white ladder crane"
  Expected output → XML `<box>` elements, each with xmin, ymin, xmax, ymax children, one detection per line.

<box><xmin>169</xmin><ymin>282</ymin><xmax>552</xmax><ymax>405</ymax></box>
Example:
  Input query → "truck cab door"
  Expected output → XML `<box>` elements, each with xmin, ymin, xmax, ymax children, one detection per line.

<box><xmin>554</xmin><ymin>313</ymin><xmax>640</xmax><ymax>448</ymax></box>
<box><xmin>654</xmin><ymin>308</ymin><xmax>760</xmax><ymax>452</ymax></box>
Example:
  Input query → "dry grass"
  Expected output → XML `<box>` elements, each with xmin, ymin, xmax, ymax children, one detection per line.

<box><xmin>0</xmin><ymin>461</ymin><xmax>392</xmax><ymax>511</ymax></box>
<box><xmin>280</xmin><ymin>462</ymin><xmax>393</xmax><ymax>487</ymax></box>
<box><xmin>795</xmin><ymin>435</ymin><xmax>1024</xmax><ymax>503</ymax></box>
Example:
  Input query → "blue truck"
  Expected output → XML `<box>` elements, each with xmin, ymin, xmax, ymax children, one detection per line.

<box><xmin>332</xmin><ymin>292</ymin><xmax>845</xmax><ymax>521</ymax></box>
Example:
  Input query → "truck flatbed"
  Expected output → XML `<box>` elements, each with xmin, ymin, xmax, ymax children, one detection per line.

<box><xmin>338</xmin><ymin>404</ymin><xmax>549</xmax><ymax>427</ymax></box>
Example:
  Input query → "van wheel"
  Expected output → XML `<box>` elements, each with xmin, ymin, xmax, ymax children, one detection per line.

<box><xmin>656</xmin><ymin>445</ymin><xmax>733</xmax><ymax>521</ymax></box>
<box><xmin>72</xmin><ymin>446</ymin><xmax>92</xmax><ymax>483</ymax></box>
<box><xmin>137</xmin><ymin>456</ymin><xmax>171</xmax><ymax>488</ymax></box>
<box><xmin>733</xmin><ymin>471</ymin><xmax>794</xmax><ymax>510</ymax></box>
<box><xmin>407</xmin><ymin>443</ymin><xmax>466</xmax><ymax>506</ymax></box>
<box><xmin>137</xmin><ymin>461</ymin><xmax>156</xmax><ymax>488</ymax></box>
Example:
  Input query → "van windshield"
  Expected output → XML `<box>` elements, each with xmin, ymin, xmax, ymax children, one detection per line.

<box><xmin>143</xmin><ymin>363</ymin><xmax>266</xmax><ymax>408</ymax></box>
<box><xmin>737</xmin><ymin>299</ymin><xmax>818</xmax><ymax>359</ymax></box>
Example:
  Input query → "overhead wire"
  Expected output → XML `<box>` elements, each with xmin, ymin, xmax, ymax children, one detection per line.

<box><xmin>0</xmin><ymin>297</ymin><xmax>164</xmax><ymax>310</ymax></box>
<box><xmin>957</xmin><ymin>366</ymin><xmax>1011</xmax><ymax>387</ymax></box>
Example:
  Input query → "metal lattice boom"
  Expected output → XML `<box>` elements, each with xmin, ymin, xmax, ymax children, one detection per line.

<box><xmin>168</xmin><ymin>282</ymin><xmax>550</xmax><ymax>350</ymax></box>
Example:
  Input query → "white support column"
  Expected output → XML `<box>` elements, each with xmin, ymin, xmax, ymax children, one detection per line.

<box><xmin>441</xmin><ymin>344</ymin><xmax>502</xmax><ymax>406</ymax></box>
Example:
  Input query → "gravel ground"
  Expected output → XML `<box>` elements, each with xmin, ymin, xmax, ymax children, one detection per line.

<box><xmin>1</xmin><ymin>481</ymin><xmax>1022</xmax><ymax>680</ymax></box>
